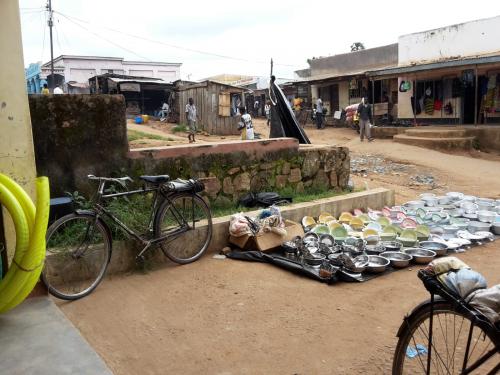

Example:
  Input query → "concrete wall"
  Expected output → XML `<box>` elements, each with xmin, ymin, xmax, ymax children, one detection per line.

<box><xmin>308</xmin><ymin>44</ymin><xmax>398</xmax><ymax>76</ymax></box>
<box><xmin>399</xmin><ymin>16</ymin><xmax>500</xmax><ymax>65</ymax></box>
<box><xmin>29</xmin><ymin>94</ymin><xmax>129</xmax><ymax>196</ymax></box>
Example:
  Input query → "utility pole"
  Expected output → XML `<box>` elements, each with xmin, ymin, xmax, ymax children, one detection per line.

<box><xmin>46</xmin><ymin>0</ymin><xmax>55</xmax><ymax>91</ymax></box>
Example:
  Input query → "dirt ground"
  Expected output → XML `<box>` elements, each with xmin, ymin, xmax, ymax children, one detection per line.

<box><xmin>59</xmin><ymin>122</ymin><xmax>500</xmax><ymax>375</ymax></box>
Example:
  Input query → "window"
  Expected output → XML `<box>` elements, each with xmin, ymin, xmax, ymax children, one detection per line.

<box><xmin>218</xmin><ymin>92</ymin><xmax>230</xmax><ymax>117</ymax></box>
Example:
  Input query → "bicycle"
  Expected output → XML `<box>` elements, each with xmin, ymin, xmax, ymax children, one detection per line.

<box><xmin>392</xmin><ymin>269</ymin><xmax>500</xmax><ymax>374</ymax></box>
<box><xmin>42</xmin><ymin>174</ymin><xmax>213</xmax><ymax>300</ymax></box>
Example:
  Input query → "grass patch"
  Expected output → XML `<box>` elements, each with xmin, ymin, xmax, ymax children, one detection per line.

<box><xmin>172</xmin><ymin>123</ymin><xmax>188</xmax><ymax>133</ymax></box>
<box><xmin>210</xmin><ymin>187</ymin><xmax>351</xmax><ymax>218</ymax></box>
<box><xmin>128</xmin><ymin>130</ymin><xmax>173</xmax><ymax>142</ymax></box>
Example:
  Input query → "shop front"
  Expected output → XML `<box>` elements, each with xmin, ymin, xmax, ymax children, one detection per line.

<box><xmin>368</xmin><ymin>55</ymin><xmax>500</xmax><ymax>125</ymax></box>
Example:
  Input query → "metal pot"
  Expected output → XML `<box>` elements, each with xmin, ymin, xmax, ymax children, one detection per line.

<box><xmin>403</xmin><ymin>248</ymin><xmax>436</xmax><ymax>264</ymax></box>
<box><xmin>419</xmin><ymin>241</ymin><xmax>448</xmax><ymax>256</ymax></box>
<box><xmin>380</xmin><ymin>251</ymin><xmax>412</xmax><ymax>268</ymax></box>
<box><xmin>366</xmin><ymin>255</ymin><xmax>390</xmax><ymax>273</ymax></box>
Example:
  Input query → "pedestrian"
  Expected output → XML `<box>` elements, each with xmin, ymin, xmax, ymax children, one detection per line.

<box><xmin>185</xmin><ymin>97</ymin><xmax>197</xmax><ymax>143</ymax></box>
<box><xmin>264</xmin><ymin>101</ymin><xmax>271</xmax><ymax>126</ymax></box>
<box><xmin>253</xmin><ymin>99</ymin><xmax>260</xmax><ymax>117</ymax></box>
<box><xmin>41</xmin><ymin>83</ymin><xmax>49</xmax><ymax>95</ymax></box>
<box><xmin>160</xmin><ymin>101</ymin><xmax>169</xmax><ymax>122</ymax></box>
<box><xmin>53</xmin><ymin>85</ymin><xmax>63</xmax><ymax>94</ymax></box>
<box><xmin>315</xmin><ymin>97</ymin><xmax>324</xmax><ymax>129</ymax></box>
<box><xmin>357</xmin><ymin>97</ymin><xmax>374</xmax><ymax>142</ymax></box>
<box><xmin>238</xmin><ymin>106</ymin><xmax>254</xmax><ymax>140</ymax></box>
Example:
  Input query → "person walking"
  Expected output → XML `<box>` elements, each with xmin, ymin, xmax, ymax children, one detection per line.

<box><xmin>159</xmin><ymin>101</ymin><xmax>169</xmax><ymax>122</ymax></box>
<box><xmin>357</xmin><ymin>97</ymin><xmax>373</xmax><ymax>142</ymax></box>
<box><xmin>253</xmin><ymin>99</ymin><xmax>260</xmax><ymax>117</ymax></box>
<box><xmin>315</xmin><ymin>97</ymin><xmax>324</xmax><ymax>129</ymax></box>
<box><xmin>185</xmin><ymin>97</ymin><xmax>197</xmax><ymax>143</ymax></box>
<box><xmin>264</xmin><ymin>101</ymin><xmax>271</xmax><ymax>126</ymax></box>
<box><xmin>238</xmin><ymin>106</ymin><xmax>254</xmax><ymax>140</ymax></box>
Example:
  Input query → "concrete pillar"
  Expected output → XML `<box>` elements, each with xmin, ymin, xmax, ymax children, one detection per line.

<box><xmin>0</xmin><ymin>0</ymin><xmax>37</xmax><ymax>260</ymax></box>
<box><xmin>311</xmin><ymin>84</ymin><xmax>319</xmax><ymax>103</ymax></box>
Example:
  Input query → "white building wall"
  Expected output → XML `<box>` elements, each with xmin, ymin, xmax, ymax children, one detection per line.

<box><xmin>399</xmin><ymin>15</ymin><xmax>500</xmax><ymax>65</ymax></box>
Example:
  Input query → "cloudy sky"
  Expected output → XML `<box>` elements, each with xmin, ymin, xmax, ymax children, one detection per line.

<box><xmin>19</xmin><ymin>0</ymin><xmax>500</xmax><ymax>80</ymax></box>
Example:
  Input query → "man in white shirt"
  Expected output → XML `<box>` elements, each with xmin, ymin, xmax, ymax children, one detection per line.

<box><xmin>53</xmin><ymin>85</ymin><xmax>64</xmax><ymax>94</ymax></box>
<box><xmin>160</xmin><ymin>102</ymin><xmax>169</xmax><ymax>122</ymax></box>
<box><xmin>185</xmin><ymin>97</ymin><xmax>197</xmax><ymax>143</ymax></box>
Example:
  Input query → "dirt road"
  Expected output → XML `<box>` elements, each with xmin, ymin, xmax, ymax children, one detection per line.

<box><xmin>59</xmin><ymin>123</ymin><xmax>500</xmax><ymax>374</ymax></box>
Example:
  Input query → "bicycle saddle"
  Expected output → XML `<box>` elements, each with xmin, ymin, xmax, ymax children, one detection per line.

<box><xmin>140</xmin><ymin>175</ymin><xmax>170</xmax><ymax>184</ymax></box>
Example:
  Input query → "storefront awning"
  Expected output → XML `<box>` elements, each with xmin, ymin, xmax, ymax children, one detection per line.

<box><xmin>367</xmin><ymin>54</ymin><xmax>500</xmax><ymax>77</ymax></box>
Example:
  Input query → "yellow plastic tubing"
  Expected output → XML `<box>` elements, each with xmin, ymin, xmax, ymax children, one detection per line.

<box><xmin>0</xmin><ymin>174</ymin><xmax>49</xmax><ymax>313</ymax></box>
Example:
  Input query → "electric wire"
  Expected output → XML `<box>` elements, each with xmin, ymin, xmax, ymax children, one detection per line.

<box><xmin>55</xmin><ymin>10</ymin><xmax>300</xmax><ymax>68</ymax></box>
<box><xmin>57</xmin><ymin>12</ymin><xmax>152</xmax><ymax>62</ymax></box>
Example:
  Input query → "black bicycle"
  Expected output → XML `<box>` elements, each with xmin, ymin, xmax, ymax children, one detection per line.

<box><xmin>392</xmin><ymin>269</ymin><xmax>499</xmax><ymax>374</ymax></box>
<box><xmin>42</xmin><ymin>174</ymin><xmax>212</xmax><ymax>300</ymax></box>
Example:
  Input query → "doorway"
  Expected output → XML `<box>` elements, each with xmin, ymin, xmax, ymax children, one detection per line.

<box><xmin>461</xmin><ymin>70</ymin><xmax>476</xmax><ymax>124</ymax></box>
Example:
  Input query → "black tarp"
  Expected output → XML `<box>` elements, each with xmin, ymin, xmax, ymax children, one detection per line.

<box><xmin>269</xmin><ymin>76</ymin><xmax>310</xmax><ymax>144</ymax></box>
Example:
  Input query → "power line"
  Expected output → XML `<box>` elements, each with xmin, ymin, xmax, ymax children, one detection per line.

<box><xmin>54</xmin><ymin>10</ymin><xmax>301</xmax><ymax>68</ymax></box>
<box><xmin>57</xmin><ymin>12</ymin><xmax>152</xmax><ymax>62</ymax></box>
<box><xmin>40</xmin><ymin>10</ymin><xmax>47</xmax><ymax>62</ymax></box>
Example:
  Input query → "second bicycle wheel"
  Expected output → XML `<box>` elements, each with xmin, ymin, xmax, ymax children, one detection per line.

<box><xmin>393</xmin><ymin>300</ymin><xmax>499</xmax><ymax>374</ymax></box>
<box><xmin>154</xmin><ymin>193</ymin><xmax>212</xmax><ymax>264</ymax></box>
<box><xmin>42</xmin><ymin>212</ymin><xmax>112</xmax><ymax>300</ymax></box>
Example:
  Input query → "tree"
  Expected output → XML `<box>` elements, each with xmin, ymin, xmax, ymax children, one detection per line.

<box><xmin>350</xmin><ymin>42</ymin><xmax>365</xmax><ymax>52</ymax></box>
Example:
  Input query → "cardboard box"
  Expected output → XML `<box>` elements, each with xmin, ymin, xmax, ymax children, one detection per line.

<box><xmin>229</xmin><ymin>219</ymin><xmax>304</xmax><ymax>251</ymax></box>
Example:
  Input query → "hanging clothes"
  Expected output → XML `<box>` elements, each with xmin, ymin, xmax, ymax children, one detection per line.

<box><xmin>411</xmin><ymin>96</ymin><xmax>421</xmax><ymax>115</ymax></box>
<box><xmin>424</xmin><ymin>97</ymin><xmax>434</xmax><ymax>115</ymax></box>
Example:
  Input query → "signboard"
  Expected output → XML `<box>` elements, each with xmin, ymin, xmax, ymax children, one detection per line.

<box><xmin>119</xmin><ymin>83</ymin><xmax>140</xmax><ymax>92</ymax></box>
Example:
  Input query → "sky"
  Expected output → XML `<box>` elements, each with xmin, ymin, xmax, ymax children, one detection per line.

<box><xmin>19</xmin><ymin>0</ymin><xmax>500</xmax><ymax>80</ymax></box>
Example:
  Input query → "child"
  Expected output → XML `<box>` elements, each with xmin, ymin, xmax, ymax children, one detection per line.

<box><xmin>238</xmin><ymin>107</ymin><xmax>254</xmax><ymax>140</ymax></box>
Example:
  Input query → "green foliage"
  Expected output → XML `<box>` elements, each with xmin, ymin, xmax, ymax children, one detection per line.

<box><xmin>472</xmin><ymin>138</ymin><xmax>480</xmax><ymax>150</ymax></box>
<box><xmin>128</xmin><ymin>130</ymin><xmax>173</xmax><ymax>142</ymax></box>
<box><xmin>65</xmin><ymin>190</ymin><xmax>91</xmax><ymax>209</ymax></box>
<box><xmin>172</xmin><ymin>124</ymin><xmax>188</xmax><ymax>133</ymax></box>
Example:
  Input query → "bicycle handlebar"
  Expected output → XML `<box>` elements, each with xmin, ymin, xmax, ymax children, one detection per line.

<box><xmin>87</xmin><ymin>175</ymin><xmax>133</xmax><ymax>184</ymax></box>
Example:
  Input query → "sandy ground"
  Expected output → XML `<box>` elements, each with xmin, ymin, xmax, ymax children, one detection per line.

<box><xmin>58</xmin><ymin>122</ymin><xmax>500</xmax><ymax>374</ymax></box>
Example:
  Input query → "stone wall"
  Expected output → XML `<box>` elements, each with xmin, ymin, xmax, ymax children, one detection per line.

<box><xmin>29</xmin><ymin>94</ymin><xmax>129</xmax><ymax>196</ymax></box>
<box><xmin>129</xmin><ymin>141</ymin><xmax>350</xmax><ymax>204</ymax></box>
<box><xmin>29</xmin><ymin>95</ymin><xmax>350</xmax><ymax>200</ymax></box>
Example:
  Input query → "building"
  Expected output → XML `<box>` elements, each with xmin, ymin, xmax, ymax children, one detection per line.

<box><xmin>26</xmin><ymin>55</ymin><xmax>181</xmax><ymax>94</ymax></box>
<box><xmin>90</xmin><ymin>73</ymin><xmax>174</xmax><ymax>116</ymax></box>
<box><xmin>25</xmin><ymin>62</ymin><xmax>47</xmax><ymax>94</ymax></box>
<box><xmin>295</xmin><ymin>15</ymin><xmax>500</xmax><ymax>125</ymax></box>
<box><xmin>175</xmin><ymin>80</ymin><xmax>249</xmax><ymax>135</ymax></box>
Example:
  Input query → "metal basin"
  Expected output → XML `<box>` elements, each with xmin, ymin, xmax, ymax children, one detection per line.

<box><xmin>366</xmin><ymin>255</ymin><xmax>390</xmax><ymax>273</ymax></box>
<box><xmin>403</xmin><ymin>248</ymin><xmax>436</xmax><ymax>264</ymax></box>
<box><xmin>365</xmin><ymin>243</ymin><xmax>386</xmax><ymax>255</ymax></box>
<box><xmin>467</xmin><ymin>221</ymin><xmax>491</xmax><ymax>233</ymax></box>
<box><xmin>347</xmin><ymin>255</ymin><xmax>369</xmax><ymax>273</ymax></box>
<box><xmin>419</xmin><ymin>241</ymin><xmax>448</xmax><ymax>256</ymax></box>
<box><xmin>303</xmin><ymin>253</ymin><xmax>326</xmax><ymax>267</ymax></box>
<box><xmin>380</xmin><ymin>241</ymin><xmax>402</xmax><ymax>252</ymax></box>
<box><xmin>380</xmin><ymin>251</ymin><xmax>412</xmax><ymax>268</ymax></box>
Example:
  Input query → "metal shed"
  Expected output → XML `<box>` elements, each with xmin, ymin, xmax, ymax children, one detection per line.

<box><xmin>176</xmin><ymin>80</ymin><xmax>249</xmax><ymax>135</ymax></box>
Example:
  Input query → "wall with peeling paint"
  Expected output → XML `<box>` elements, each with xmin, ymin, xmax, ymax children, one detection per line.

<box><xmin>399</xmin><ymin>15</ymin><xmax>500</xmax><ymax>65</ymax></box>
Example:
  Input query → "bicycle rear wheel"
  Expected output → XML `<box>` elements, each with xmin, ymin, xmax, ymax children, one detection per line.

<box><xmin>393</xmin><ymin>300</ymin><xmax>499</xmax><ymax>374</ymax></box>
<box><xmin>42</xmin><ymin>212</ymin><xmax>112</xmax><ymax>300</ymax></box>
<box><xmin>154</xmin><ymin>193</ymin><xmax>212</xmax><ymax>264</ymax></box>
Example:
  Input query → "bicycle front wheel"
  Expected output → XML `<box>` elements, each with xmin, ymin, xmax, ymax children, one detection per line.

<box><xmin>393</xmin><ymin>300</ymin><xmax>499</xmax><ymax>374</ymax></box>
<box><xmin>154</xmin><ymin>193</ymin><xmax>212</xmax><ymax>264</ymax></box>
<box><xmin>42</xmin><ymin>212</ymin><xmax>112</xmax><ymax>300</ymax></box>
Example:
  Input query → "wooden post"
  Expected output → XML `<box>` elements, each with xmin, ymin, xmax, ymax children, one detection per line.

<box><xmin>474</xmin><ymin>65</ymin><xmax>478</xmax><ymax>126</ymax></box>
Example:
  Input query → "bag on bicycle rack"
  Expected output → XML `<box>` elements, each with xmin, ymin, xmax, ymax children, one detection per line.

<box><xmin>162</xmin><ymin>178</ymin><xmax>205</xmax><ymax>194</ymax></box>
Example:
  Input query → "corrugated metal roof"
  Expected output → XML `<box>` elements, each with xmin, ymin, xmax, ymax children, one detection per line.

<box><xmin>108</xmin><ymin>77</ymin><xmax>173</xmax><ymax>84</ymax></box>
<box><xmin>367</xmin><ymin>54</ymin><xmax>500</xmax><ymax>77</ymax></box>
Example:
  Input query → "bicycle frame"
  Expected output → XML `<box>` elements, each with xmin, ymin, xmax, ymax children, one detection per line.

<box><xmin>90</xmin><ymin>179</ymin><xmax>191</xmax><ymax>259</ymax></box>
<box><xmin>418</xmin><ymin>271</ymin><xmax>500</xmax><ymax>375</ymax></box>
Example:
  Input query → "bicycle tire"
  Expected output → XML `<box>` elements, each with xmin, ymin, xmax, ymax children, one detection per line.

<box><xmin>42</xmin><ymin>212</ymin><xmax>112</xmax><ymax>300</ymax></box>
<box><xmin>393</xmin><ymin>300</ymin><xmax>499</xmax><ymax>375</ymax></box>
<box><xmin>154</xmin><ymin>193</ymin><xmax>212</xmax><ymax>264</ymax></box>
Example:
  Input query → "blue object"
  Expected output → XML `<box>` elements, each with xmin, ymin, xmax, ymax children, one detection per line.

<box><xmin>406</xmin><ymin>344</ymin><xmax>428</xmax><ymax>358</ymax></box>
<box><xmin>135</xmin><ymin>116</ymin><xmax>143</xmax><ymax>124</ymax></box>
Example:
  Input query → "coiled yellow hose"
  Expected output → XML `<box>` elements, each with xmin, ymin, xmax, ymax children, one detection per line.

<box><xmin>0</xmin><ymin>174</ymin><xmax>49</xmax><ymax>313</ymax></box>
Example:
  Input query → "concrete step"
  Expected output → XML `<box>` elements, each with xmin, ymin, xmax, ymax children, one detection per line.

<box><xmin>393</xmin><ymin>134</ymin><xmax>475</xmax><ymax>150</ymax></box>
<box><xmin>404</xmin><ymin>128</ymin><xmax>468</xmax><ymax>138</ymax></box>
